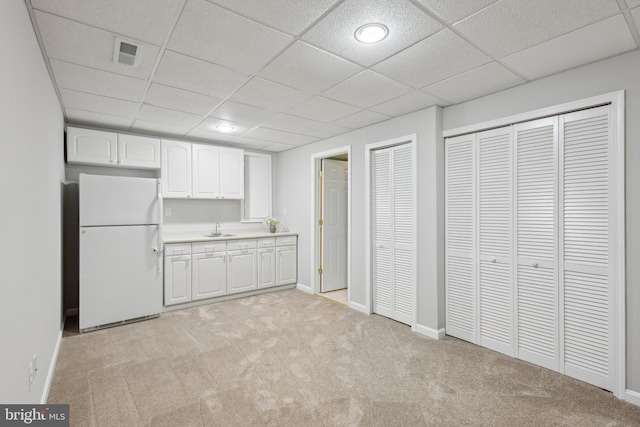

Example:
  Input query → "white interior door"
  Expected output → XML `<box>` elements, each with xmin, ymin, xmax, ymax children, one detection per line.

<box><xmin>445</xmin><ymin>133</ymin><xmax>477</xmax><ymax>343</ymax></box>
<box><xmin>321</xmin><ymin>159</ymin><xmax>348</xmax><ymax>292</ymax></box>
<box><xmin>371</xmin><ymin>143</ymin><xmax>415</xmax><ymax>325</ymax></box>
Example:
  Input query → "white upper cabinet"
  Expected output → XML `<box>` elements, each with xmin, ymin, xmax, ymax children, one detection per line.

<box><xmin>242</xmin><ymin>152</ymin><xmax>272</xmax><ymax>222</ymax></box>
<box><xmin>67</xmin><ymin>127</ymin><xmax>117</xmax><ymax>166</ymax></box>
<box><xmin>220</xmin><ymin>147</ymin><xmax>244</xmax><ymax>199</ymax></box>
<box><xmin>192</xmin><ymin>144</ymin><xmax>221</xmax><ymax>199</ymax></box>
<box><xmin>67</xmin><ymin>127</ymin><xmax>160</xmax><ymax>169</ymax></box>
<box><xmin>161</xmin><ymin>140</ymin><xmax>192</xmax><ymax>198</ymax></box>
<box><xmin>161</xmin><ymin>141</ymin><xmax>244</xmax><ymax>199</ymax></box>
<box><xmin>117</xmin><ymin>134</ymin><xmax>161</xmax><ymax>169</ymax></box>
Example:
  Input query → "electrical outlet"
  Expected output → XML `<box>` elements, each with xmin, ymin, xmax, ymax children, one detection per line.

<box><xmin>165</xmin><ymin>207</ymin><xmax>172</xmax><ymax>216</ymax></box>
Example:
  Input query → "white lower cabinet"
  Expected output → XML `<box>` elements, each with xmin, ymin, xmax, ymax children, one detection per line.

<box><xmin>276</xmin><ymin>236</ymin><xmax>297</xmax><ymax>286</ymax></box>
<box><xmin>164</xmin><ymin>254</ymin><xmax>191</xmax><ymax>306</ymax></box>
<box><xmin>192</xmin><ymin>241</ymin><xmax>227</xmax><ymax>300</ymax></box>
<box><xmin>164</xmin><ymin>236</ymin><xmax>295</xmax><ymax>306</ymax></box>
<box><xmin>227</xmin><ymin>239</ymin><xmax>257</xmax><ymax>294</ymax></box>
<box><xmin>257</xmin><ymin>238</ymin><xmax>276</xmax><ymax>288</ymax></box>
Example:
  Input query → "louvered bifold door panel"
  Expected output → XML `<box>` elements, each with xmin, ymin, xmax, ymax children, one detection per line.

<box><xmin>515</xmin><ymin>117</ymin><xmax>559</xmax><ymax>371</ymax></box>
<box><xmin>372</xmin><ymin>149</ymin><xmax>393</xmax><ymax>320</ymax></box>
<box><xmin>560</xmin><ymin>105</ymin><xmax>613</xmax><ymax>391</ymax></box>
<box><xmin>477</xmin><ymin>127</ymin><xmax>513</xmax><ymax>355</ymax></box>
<box><xmin>445</xmin><ymin>134</ymin><xmax>476</xmax><ymax>343</ymax></box>
<box><xmin>392</xmin><ymin>144</ymin><xmax>415</xmax><ymax>325</ymax></box>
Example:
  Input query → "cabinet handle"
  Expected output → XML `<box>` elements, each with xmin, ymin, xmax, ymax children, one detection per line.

<box><xmin>117</xmin><ymin>160</ymin><xmax>122</xmax><ymax>165</ymax></box>
<box><xmin>109</xmin><ymin>159</ymin><xmax>114</xmax><ymax>163</ymax></box>
<box><xmin>223</xmin><ymin>255</ymin><xmax>226</xmax><ymax>262</ymax></box>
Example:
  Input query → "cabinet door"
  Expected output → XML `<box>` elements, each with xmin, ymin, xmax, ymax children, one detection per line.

<box><xmin>227</xmin><ymin>249</ymin><xmax>257</xmax><ymax>294</ymax></box>
<box><xmin>118</xmin><ymin>134</ymin><xmax>161</xmax><ymax>169</ymax></box>
<box><xmin>67</xmin><ymin>127</ymin><xmax>117</xmax><ymax>166</ymax></box>
<box><xmin>164</xmin><ymin>255</ymin><xmax>191</xmax><ymax>305</ymax></box>
<box><xmin>276</xmin><ymin>245</ymin><xmax>297</xmax><ymax>286</ymax></box>
<box><xmin>257</xmin><ymin>247</ymin><xmax>276</xmax><ymax>288</ymax></box>
<box><xmin>161</xmin><ymin>140</ymin><xmax>192</xmax><ymax>198</ymax></box>
<box><xmin>192</xmin><ymin>144</ymin><xmax>221</xmax><ymax>199</ymax></box>
<box><xmin>220</xmin><ymin>147</ymin><xmax>244</xmax><ymax>199</ymax></box>
<box><xmin>192</xmin><ymin>252</ymin><xmax>226</xmax><ymax>300</ymax></box>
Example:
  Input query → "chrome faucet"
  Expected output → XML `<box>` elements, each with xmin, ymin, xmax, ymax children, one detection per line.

<box><xmin>215</xmin><ymin>222</ymin><xmax>220</xmax><ymax>235</ymax></box>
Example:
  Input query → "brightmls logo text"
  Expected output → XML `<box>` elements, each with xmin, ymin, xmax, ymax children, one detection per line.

<box><xmin>0</xmin><ymin>405</ymin><xmax>68</xmax><ymax>426</ymax></box>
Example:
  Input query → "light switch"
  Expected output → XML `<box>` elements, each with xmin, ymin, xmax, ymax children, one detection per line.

<box><xmin>165</xmin><ymin>208</ymin><xmax>172</xmax><ymax>216</ymax></box>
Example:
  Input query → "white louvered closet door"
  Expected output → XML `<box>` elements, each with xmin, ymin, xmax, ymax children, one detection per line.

<box><xmin>445</xmin><ymin>134</ymin><xmax>476</xmax><ymax>343</ymax></box>
<box><xmin>371</xmin><ymin>143</ymin><xmax>415</xmax><ymax>325</ymax></box>
<box><xmin>560</xmin><ymin>105</ymin><xmax>613</xmax><ymax>390</ymax></box>
<box><xmin>477</xmin><ymin>127</ymin><xmax>513</xmax><ymax>355</ymax></box>
<box><xmin>514</xmin><ymin>117</ymin><xmax>559</xmax><ymax>371</ymax></box>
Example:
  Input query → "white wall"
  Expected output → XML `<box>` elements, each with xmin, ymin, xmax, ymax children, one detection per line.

<box><xmin>442</xmin><ymin>49</ymin><xmax>640</xmax><ymax>394</ymax></box>
<box><xmin>275</xmin><ymin>106</ymin><xmax>445</xmax><ymax>332</ymax></box>
<box><xmin>0</xmin><ymin>0</ymin><xmax>65</xmax><ymax>403</ymax></box>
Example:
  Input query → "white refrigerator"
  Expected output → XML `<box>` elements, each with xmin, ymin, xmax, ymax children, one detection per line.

<box><xmin>79</xmin><ymin>173</ymin><xmax>163</xmax><ymax>331</ymax></box>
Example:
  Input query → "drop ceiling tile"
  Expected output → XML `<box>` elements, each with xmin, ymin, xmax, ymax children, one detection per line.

<box><xmin>281</xmin><ymin>134</ymin><xmax>320</xmax><ymax>146</ymax></box>
<box><xmin>31</xmin><ymin>0</ymin><xmax>183</xmax><ymax>45</ymax></box>
<box><xmin>205</xmin><ymin>0</ymin><xmax>340</xmax><ymax>35</ymax></box>
<box><xmin>51</xmin><ymin>60</ymin><xmax>147</xmax><ymax>102</ymax></box>
<box><xmin>66</xmin><ymin>108</ymin><xmax>133</xmax><ymax>130</ymax></box>
<box><xmin>415</xmin><ymin>0</ymin><xmax>499</xmax><ymax>24</ymax></box>
<box><xmin>168</xmin><ymin>0</ymin><xmax>292</xmax><ymax>74</ymax></box>
<box><xmin>185</xmin><ymin>128</ymin><xmax>234</xmax><ymax>143</ymax></box>
<box><xmin>288</xmin><ymin>97</ymin><xmax>361</xmax><ymax>122</ymax></box>
<box><xmin>136</xmin><ymin>104</ymin><xmax>204</xmax><ymax>129</ymax></box>
<box><xmin>322</xmin><ymin>70</ymin><xmax>412</xmax><ymax>109</ymax></box>
<box><xmin>423</xmin><ymin>62</ymin><xmax>525</xmax><ymax>104</ymax></box>
<box><xmin>209</xmin><ymin>101</ymin><xmax>279</xmax><ymax>127</ymax></box>
<box><xmin>154</xmin><ymin>51</ymin><xmax>248</xmax><ymax>98</ymax></box>
<box><xmin>145</xmin><ymin>84</ymin><xmax>223</xmax><ymax>116</ymax></box>
<box><xmin>259</xmin><ymin>41</ymin><xmax>362</xmax><ymax>94</ymax></box>
<box><xmin>502</xmin><ymin>15</ymin><xmax>636</xmax><ymax>81</ymax></box>
<box><xmin>631</xmin><ymin>7</ymin><xmax>640</xmax><ymax>28</ymax></box>
<box><xmin>370</xmin><ymin>90</ymin><xmax>446</xmax><ymax>117</ymax></box>
<box><xmin>373</xmin><ymin>29</ymin><xmax>491</xmax><ymax>88</ymax></box>
<box><xmin>301</xmin><ymin>0</ymin><xmax>443</xmax><ymax>67</ymax></box>
<box><xmin>197</xmin><ymin>118</ymin><xmax>251</xmax><ymax>136</ymax></box>
<box><xmin>230</xmin><ymin>77</ymin><xmax>310</xmax><ymax>112</ymax></box>
<box><xmin>230</xmin><ymin>136</ymin><xmax>272</xmax><ymax>150</ymax></box>
<box><xmin>629</xmin><ymin>0</ymin><xmax>640</xmax><ymax>7</ymax></box>
<box><xmin>60</xmin><ymin>89</ymin><xmax>140</xmax><ymax>118</ymax></box>
<box><xmin>243</xmin><ymin>127</ymin><xmax>300</xmax><ymax>143</ymax></box>
<box><xmin>453</xmin><ymin>0</ymin><xmax>620</xmax><ymax>58</ymax></box>
<box><xmin>261</xmin><ymin>114</ymin><xmax>349</xmax><ymax>139</ymax></box>
<box><xmin>262</xmin><ymin>143</ymin><xmax>297</xmax><ymax>152</ymax></box>
<box><xmin>332</xmin><ymin>110</ymin><xmax>390</xmax><ymax>129</ymax></box>
<box><xmin>35</xmin><ymin>11</ymin><xmax>159</xmax><ymax>80</ymax></box>
<box><xmin>132</xmin><ymin>120</ymin><xmax>190</xmax><ymax>138</ymax></box>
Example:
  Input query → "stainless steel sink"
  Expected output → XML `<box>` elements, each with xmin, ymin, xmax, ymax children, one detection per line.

<box><xmin>202</xmin><ymin>233</ymin><xmax>235</xmax><ymax>238</ymax></box>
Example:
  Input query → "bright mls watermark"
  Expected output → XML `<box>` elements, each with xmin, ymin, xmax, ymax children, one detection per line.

<box><xmin>0</xmin><ymin>405</ymin><xmax>68</xmax><ymax>426</ymax></box>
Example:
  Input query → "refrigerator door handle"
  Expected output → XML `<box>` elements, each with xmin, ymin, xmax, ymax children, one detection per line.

<box><xmin>157</xmin><ymin>179</ymin><xmax>164</xmax><ymax>275</ymax></box>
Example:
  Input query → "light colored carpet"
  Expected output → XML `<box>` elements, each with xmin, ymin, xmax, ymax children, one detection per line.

<box><xmin>48</xmin><ymin>289</ymin><xmax>640</xmax><ymax>426</ymax></box>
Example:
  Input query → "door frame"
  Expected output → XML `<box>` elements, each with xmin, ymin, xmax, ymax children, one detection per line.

<box><xmin>364</xmin><ymin>134</ymin><xmax>418</xmax><ymax>327</ymax></box>
<box><xmin>310</xmin><ymin>146</ymin><xmax>352</xmax><ymax>301</ymax></box>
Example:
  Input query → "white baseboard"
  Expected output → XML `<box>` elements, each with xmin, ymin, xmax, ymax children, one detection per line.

<box><xmin>413</xmin><ymin>323</ymin><xmax>446</xmax><ymax>340</ymax></box>
<box><xmin>296</xmin><ymin>282</ymin><xmax>313</xmax><ymax>294</ymax></box>
<box><xmin>348</xmin><ymin>301</ymin><xmax>369</xmax><ymax>315</ymax></box>
<box><xmin>41</xmin><ymin>322</ymin><xmax>63</xmax><ymax>404</ymax></box>
<box><xmin>625</xmin><ymin>389</ymin><xmax>640</xmax><ymax>407</ymax></box>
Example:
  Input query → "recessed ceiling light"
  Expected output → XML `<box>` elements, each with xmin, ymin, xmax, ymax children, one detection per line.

<box><xmin>215</xmin><ymin>124</ymin><xmax>234</xmax><ymax>132</ymax></box>
<box><xmin>354</xmin><ymin>23</ymin><xmax>389</xmax><ymax>44</ymax></box>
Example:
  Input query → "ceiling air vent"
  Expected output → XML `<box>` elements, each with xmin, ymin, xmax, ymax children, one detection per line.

<box><xmin>113</xmin><ymin>37</ymin><xmax>143</xmax><ymax>67</ymax></box>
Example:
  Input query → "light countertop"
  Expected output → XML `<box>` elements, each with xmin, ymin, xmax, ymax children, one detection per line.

<box><xmin>163</xmin><ymin>229</ymin><xmax>297</xmax><ymax>244</ymax></box>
